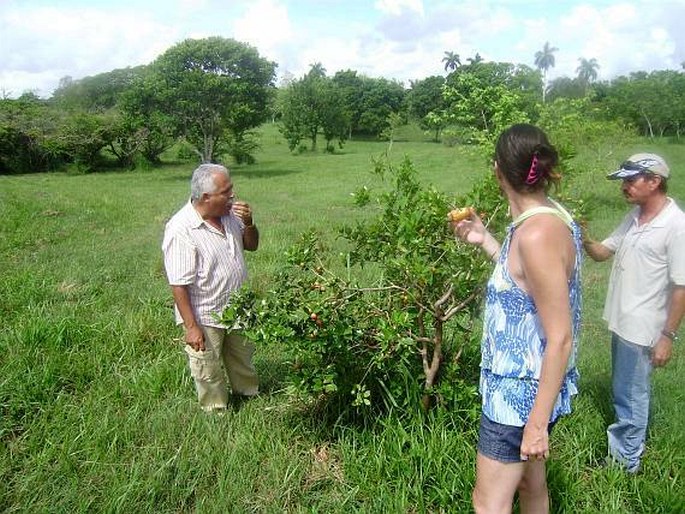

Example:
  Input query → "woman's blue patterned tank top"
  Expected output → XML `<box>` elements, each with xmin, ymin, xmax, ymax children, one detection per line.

<box><xmin>480</xmin><ymin>200</ymin><xmax>582</xmax><ymax>427</ymax></box>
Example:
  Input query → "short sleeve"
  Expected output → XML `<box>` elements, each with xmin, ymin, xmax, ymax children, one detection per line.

<box><xmin>668</xmin><ymin>224</ymin><xmax>685</xmax><ymax>285</ymax></box>
<box><xmin>601</xmin><ymin>212</ymin><xmax>634</xmax><ymax>252</ymax></box>
<box><xmin>162</xmin><ymin>227</ymin><xmax>197</xmax><ymax>286</ymax></box>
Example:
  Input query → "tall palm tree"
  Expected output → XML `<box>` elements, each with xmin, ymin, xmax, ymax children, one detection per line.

<box><xmin>534</xmin><ymin>41</ymin><xmax>558</xmax><ymax>102</ymax></box>
<box><xmin>467</xmin><ymin>53</ymin><xmax>484</xmax><ymax>65</ymax></box>
<box><xmin>442</xmin><ymin>51</ymin><xmax>461</xmax><ymax>72</ymax></box>
<box><xmin>307</xmin><ymin>62</ymin><xmax>327</xmax><ymax>79</ymax></box>
<box><xmin>576</xmin><ymin>57</ymin><xmax>600</xmax><ymax>85</ymax></box>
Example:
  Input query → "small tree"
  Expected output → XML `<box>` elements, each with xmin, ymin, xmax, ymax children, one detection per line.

<box><xmin>442</xmin><ymin>51</ymin><xmax>461</xmax><ymax>72</ymax></box>
<box><xmin>535</xmin><ymin>42</ymin><xmax>558</xmax><ymax>103</ymax></box>
<box><xmin>151</xmin><ymin>37</ymin><xmax>276</xmax><ymax>163</ymax></box>
<box><xmin>279</xmin><ymin>70</ymin><xmax>348</xmax><ymax>153</ymax></box>
<box><xmin>118</xmin><ymin>74</ymin><xmax>175</xmax><ymax>164</ymax></box>
<box><xmin>222</xmin><ymin>155</ymin><xmax>508</xmax><ymax>422</ymax></box>
<box><xmin>442</xmin><ymin>71</ymin><xmax>530</xmax><ymax>143</ymax></box>
<box><xmin>406</xmin><ymin>76</ymin><xmax>448</xmax><ymax>141</ymax></box>
<box><xmin>57</xmin><ymin>112</ymin><xmax>112</xmax><ymax>172</ymax></box>
<box><xmin>0</xmin><ymin>95</ymin><xmax>65</xmax><ymax>174</ymax></box>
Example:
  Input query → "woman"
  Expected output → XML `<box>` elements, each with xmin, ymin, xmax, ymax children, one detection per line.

<box><xmin>452</xmin><ymin>124</ymin><xmax>581</xmax><ymax>513</ymax></box>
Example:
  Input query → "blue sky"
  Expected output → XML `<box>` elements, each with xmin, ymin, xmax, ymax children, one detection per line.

<box><xmin>2</xmin><ymin>0</ymin><xmax>685</xmax><ymax>98</ymax></box>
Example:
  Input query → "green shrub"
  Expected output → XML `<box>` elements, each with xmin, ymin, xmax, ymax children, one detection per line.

<box><xmin>221</xmin><ymin>155</ymin><xmax>507</xmax><ymax>424</ymax></box>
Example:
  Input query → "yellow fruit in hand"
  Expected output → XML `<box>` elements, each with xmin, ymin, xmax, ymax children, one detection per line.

<box><xmin>447</xmin><ymin>207</ymin><xmax>474</xmax><ymax>223</ymax></box>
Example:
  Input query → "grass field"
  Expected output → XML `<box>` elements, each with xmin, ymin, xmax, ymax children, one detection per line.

<box><xmin>1</xmin><ymin>123</ymin><xmax>684</xmax><ymax>512</ymax></box>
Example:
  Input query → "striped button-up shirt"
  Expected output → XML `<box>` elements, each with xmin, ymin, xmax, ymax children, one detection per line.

<box><xmin>162</xmin><ymin>200</ymin><xmax>247</xmax><ymax>328</ymax></box>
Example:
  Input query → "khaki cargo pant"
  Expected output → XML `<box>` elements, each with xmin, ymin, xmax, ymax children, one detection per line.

<box><xmin>184</xmin><ymin>326</ymin><xmax>259</xmax><ymax>412</ymax></box>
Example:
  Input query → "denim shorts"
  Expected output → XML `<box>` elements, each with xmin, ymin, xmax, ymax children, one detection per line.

<box><xmin>477</xmin><ymin>414</ymin><xmax>556</xmax><ymax>463</ymax></box>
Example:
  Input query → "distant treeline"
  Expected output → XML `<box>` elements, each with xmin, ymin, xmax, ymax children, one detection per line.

<box><xmin>1</xmin><ymin>36</ymin><xmax>683</xmax><ymax>175</ymax></box>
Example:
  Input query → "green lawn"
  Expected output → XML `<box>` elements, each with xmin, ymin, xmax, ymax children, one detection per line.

<box><xmin>1</xmin><ymin>124</ymin><xmax>684</xmax><ymax>512</ymax></box>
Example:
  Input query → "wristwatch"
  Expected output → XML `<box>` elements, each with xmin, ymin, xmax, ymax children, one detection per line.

<box><xmin>661</xmin><ymin>329</ymin><xmax>679</xmax><ymax>342</ymax></box>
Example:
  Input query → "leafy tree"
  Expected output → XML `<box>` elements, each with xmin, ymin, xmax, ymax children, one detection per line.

<box><xmin>406</xmin><ymin>76</ymin><xmax>447</xmax><ymax>141</ymax></box>
<box><xmin>576</xmin><ymin>57</ymin><xmax>600</xmax><ymax>85</ymax></box>
<box><xmin>447</xmin><ymin>60</ymin><xmax>542</xmax><ymax>112</ymax></box>
<box><xmin>118</xmin><ymin>73</ymin><xmax>175</xmax><ymax>164</ymax></box>
<box><xmin>319</xmin><ymin>84</ymin><xmax>350</xmax><ymax>152</ymax></box>
<box><xmin>279</xmin><ymin>68</ymin><xmax>348</xmax><ymax>152</ymax></box>
<box><xmin>56</xmin><ymin>112</ymin><xmax>113</xmax><ymax>171</ymax></box>
<box><xmin>538</xmin><ymin>96</ymin><xmax>631</xmax><ymax>163</ymax></box>
<box><xmin>102</xmin><ymin>111</ymin><xmax>145</xmax><ymax>168</ymax></box>
<box><xmin>640</xmin><ymin>70</ymin><xmax>685</xmax><ymax>138</ymax></box>
<box><xmin>307</xmin><ymin>62</ymin><xmax>327</xmax><ymax>79</ymax></box>
<box><xmin>219</xmin><ymin>80</ymin><xmax>615</xmax><ymax>423</ymax></box>
<box><xmin>407</xmin><ymin>76</ymin><xmax>446</xmax><ymax>120</ymax></box>
<box><xmin>534</xmin><ymin>41</ymin><xmax>558</xmax><ymax>102</ymax></box>
<box><xmin>151</xmin><ymin>37</ymin><xmax>276</xmax><ymax>163</ymax></box>
<box><xmin>332</xmin><ymin>71</ymin><xmax>405</xmax><ymax>138</ymax></box>
<box><xmin>1</xmin><ymin>94</ymin><xmax>124</xmax><ymax>173</ymax></box>
<box><xmin>547</xmin><ymin>76</ymin><xmax>586</xmax><ymax>102</ymax></box>
<box><xmin>467</xmin><ymin>53</ymin><xmax>484</xmax><ymax>65</ymax></box>
<box><xmin>354</xmin><ymin>77</ymin><xmax>406</xmax><ymax>137</ymax></box>
<box><xmin>422</xmin><ymin>111</ymin><xmax>449</xmax><ymax>143</ymax></box>
<box><xmin>278</xmin><ymin>80</ymin><xmax>313</xmax><ymax>152</ymax></box>
<box><xmin>442</xmin><ymin>67</ymin><xmax>530</xmax><ymax>142</ymax></box>
<box><xmin>0</xmin><ymin>95</ymin><xmax>65</xmax><ymax>174</ymax></box>
<box><xmin>281</xmin><ymin>69</ymin><xmax>403</xmax><ymax>150</ymax></box>
<box><xmin>221</xmin><ymin>156</ymin><xmax>505</xmax><ymax>420</ymax></box>
<box><xmin>51</xmin><ymin>66</ymin><xmax>147</xmax><ymax>112</ymax></box>
<box><xmin>379</xmin><ymin>112</ymin><xmax>405</xmax><ymax>151</ymax></box>
<box><xmin>442</xmin><ymin>51</ymin><xmax>461</xmax><ymax>72</ymax></box>
<box><xmin>663</xmin><ymin>71</ymin><xmax>685</xmax><ymax>138</ymax></box>
<box><xmin>332</xmin><ymin>69</ymin><xmax>364</xmax><ymax>138</ymax></box>
<box><xmin>599</xmin><ymin>70</ymin><xmax>685</xmax><ymax>138</ymax></box>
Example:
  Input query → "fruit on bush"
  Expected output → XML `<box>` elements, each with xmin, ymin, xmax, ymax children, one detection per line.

<box><xmin>447</xmin><ymin>207</ymin><xmax>474</xmax><ymax>223</ymax></box>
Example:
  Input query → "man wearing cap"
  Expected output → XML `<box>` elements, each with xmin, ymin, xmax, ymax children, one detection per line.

<box><xmin>583</xmin><ymin>153</ymin><xmax>685</xmax><ymax>473</ymax></box>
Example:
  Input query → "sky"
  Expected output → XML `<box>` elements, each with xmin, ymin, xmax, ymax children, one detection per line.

<box><xmin>2</xmin><ymin>0</ymin><xmax>685</xmax><ymax>99</ymax></box>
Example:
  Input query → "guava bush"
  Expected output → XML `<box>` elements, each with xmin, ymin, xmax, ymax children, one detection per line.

<box><xmin>221</xmin><ymin>156</ymin><xmax>508</xmax><ymax>423</ymax></box>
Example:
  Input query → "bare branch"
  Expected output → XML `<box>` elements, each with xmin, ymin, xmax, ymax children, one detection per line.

<box><xmin>441</xmin><ymin>289</ymin><xmax>481</xmax><ymax>321</ymax></box>
<box><xmin>435</xmin><ymin>283</ymin><xmax>454</xmax><ymax>309</ymax></box>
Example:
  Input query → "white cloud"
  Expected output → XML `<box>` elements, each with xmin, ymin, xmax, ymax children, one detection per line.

<box><xmin>375</xmin><ymin>0</ymin><xmax>424</xmax><ymax>16</ymax></box>
<box><xmin>233</xmin><ymin>0</ymin><xmax>293</xmax><ymax>57</ymax></box>
<box><xmin>0</xmin><ymin>5</ymin><xmax>176</xmax><ymax>96</ymax></box>
<box><xmin>554</xmin><ymin>2</ymin><xmax>682</xmax><ymax>79</ymax></box>
<box><xmin>1</xmin><ymin>0</ymin><xmax>684</xmax><ymax>98</ymax></box>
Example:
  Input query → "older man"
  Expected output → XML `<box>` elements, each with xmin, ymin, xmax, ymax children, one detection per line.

<box><xmin>162</xmin><ymin>163</ymin><xmax>260</xmax><ymax>412</ymax></box>
<box><xmin>583</xmin><ymin>153</ymin><xmax>685</xmax><ymax>473</ymax></box>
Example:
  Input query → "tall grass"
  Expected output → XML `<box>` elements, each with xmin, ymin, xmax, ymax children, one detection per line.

<box><xmin>1</xmin><ymin>123</ymin><xmax>684</xmax><ymax>512</ymax></box>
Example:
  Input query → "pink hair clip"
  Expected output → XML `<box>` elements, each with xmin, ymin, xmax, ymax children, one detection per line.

<box><xmin>525</xmin><ymin>154</ymin><xmax>539</xmax><ymax>184</ymax></box>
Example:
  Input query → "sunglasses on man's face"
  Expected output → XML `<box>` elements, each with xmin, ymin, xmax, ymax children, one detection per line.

<box><xmin>620</xmin><ymin>161</ymin><xmax>652</xmax><ymax>173</ymax></box>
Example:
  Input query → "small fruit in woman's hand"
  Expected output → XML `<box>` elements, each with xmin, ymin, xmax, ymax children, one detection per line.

<box><xmin>447</xmin><ymin>207</ymin><xmax>474</xmax><ymax>223</ymax></box>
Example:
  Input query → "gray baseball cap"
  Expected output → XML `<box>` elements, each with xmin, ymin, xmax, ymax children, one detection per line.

<box><xmin>607</xmin><ymin>153</ymin><xmax>670</xmax><ymax>180</ymax></box>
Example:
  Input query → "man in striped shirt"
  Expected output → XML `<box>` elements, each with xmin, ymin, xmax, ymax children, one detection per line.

<box><xmin>162</xmin><ymin>163</ymin><xmax>260</xmax><ymax>412</ymax></box>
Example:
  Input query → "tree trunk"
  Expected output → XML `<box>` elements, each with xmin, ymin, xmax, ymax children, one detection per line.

<box><xmin>203</xmin><ymin>132</ymin><xmax>214</xmax><ymax>163</ymax></box>
<box><xmin>310</xmin><ymin>128</ymin><xmax>318</xmax><ymax>151</ymax></box>
<box><xmin>640</xmin><ymin>109</ymin><xmax>654</xmax><ymax>139</ymax></box>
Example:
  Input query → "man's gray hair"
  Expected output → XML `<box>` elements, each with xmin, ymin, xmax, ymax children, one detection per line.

<box><xmin>190</xmin><ymin>164</ymin><xmax>230</xmax><ymax>202</ymax></box>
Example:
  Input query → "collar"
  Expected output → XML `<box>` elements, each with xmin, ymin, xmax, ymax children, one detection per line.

<box><xmin>182</xmin><ymin>200</ymin><xmax>208</xmax><ymax>229</ymax></box>
<box><xmin>631</xmin><ymin>197</ymin><xmax>674</xmax><ymax>228</ymax></box>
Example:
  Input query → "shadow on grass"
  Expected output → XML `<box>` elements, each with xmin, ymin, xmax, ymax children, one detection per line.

<box><xmin>154</xmin><ymin>163</ymin><xmax>307</xmax><ymax>181</ymax></box>
<box><xmin>582</xmin><ymin>372</ymin><xmax>614</xmax><ymax>428</ymax></box>
<box><xmin>254</xmin><ymin>352</ymin><xmax>290</xmax><ymax>395</ymax></box>
<box><xmin>230</xmin><ymin>167</ymin><xmax>305</xmax><ymax>179</ymax></box>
